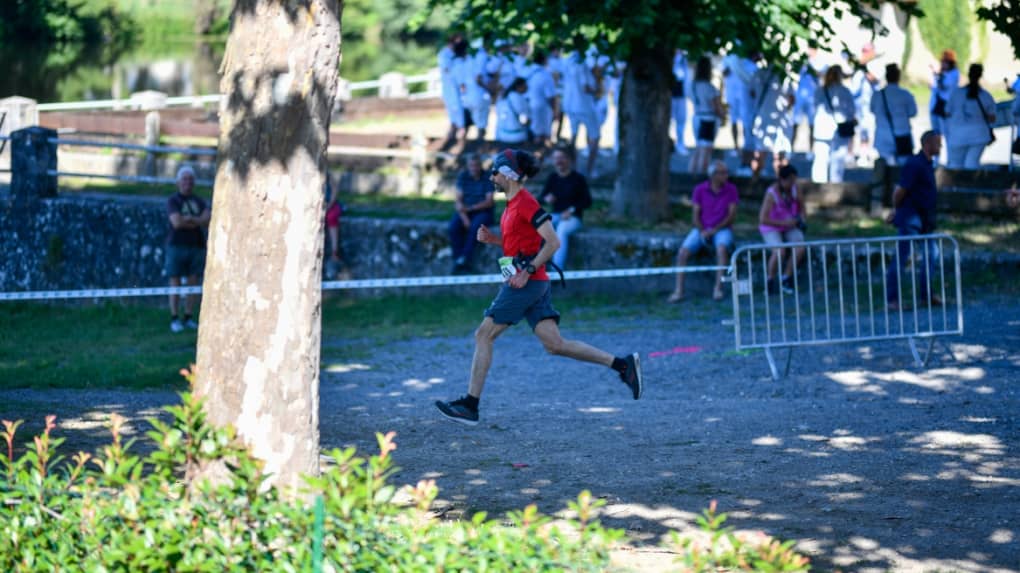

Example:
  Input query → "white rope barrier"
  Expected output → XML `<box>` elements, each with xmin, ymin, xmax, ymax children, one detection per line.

<box><xmin>0</xmin><ymin>265</ymin><xmax>727</xmax><ymax>302</ymax></box>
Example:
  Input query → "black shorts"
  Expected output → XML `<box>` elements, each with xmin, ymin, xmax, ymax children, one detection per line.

<box><xmin>484</xmin><ymin>280</ymin><xmax>560</xmax><ymax>329</ymax></box>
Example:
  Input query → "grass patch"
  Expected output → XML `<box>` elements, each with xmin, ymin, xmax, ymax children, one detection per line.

<box><xmin>0</xmin><ymin>301</ymin><xmax>196</xmax><ymax>390</ymax></box>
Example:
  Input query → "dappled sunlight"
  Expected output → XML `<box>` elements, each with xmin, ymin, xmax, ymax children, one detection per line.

<box><xmin>910</xmin><ymin>431</ymin><xmax>1004</xmax><ymax>457</ymax></box>
<box><xmin>752</xmin><ymin>435</ymin><xmax>783</xmax><ymax>446</ymax></box>
<box><xmin>989</xmin><ymin>530</ymin><xmax>1014</xmax><ymax>544</ymax></box>
<box><xmin>807</xmin><ymin>473</ymin><xmax>866</xmax><ymax>487</ymax></box>
<box><xmin>825</xmin><ymin>367</ymin><xmax>990</xmax><ymax>395</ymax></box>
<box><xmin>324</xmin><ymin>362</ymin><xmax>372</xmax><ymax>374</ymax></box>
<box><xmin>577</xmin><ymin>406</ymin><xmax>621</xmax><ymax>414</ymax></box>
<box><xmin>947</xmin><ymin>343</ymin><xmax>992</xmax><ymax>361</ymax></box>
<box><xmin>401</xmin><ymin>377</ymin><xmax>445</xmax><ymax>391</ymax></box>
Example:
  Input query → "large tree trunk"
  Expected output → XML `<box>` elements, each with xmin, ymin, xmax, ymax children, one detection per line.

<box><xmin>612</xmin><ymin>45</ymin><xmax>673</xmax><ymax>223</ymax></box>
<box><xmin>194</xmin><ymin>0</ymin><xmax>342</xmax><ymax>493</ymax></box>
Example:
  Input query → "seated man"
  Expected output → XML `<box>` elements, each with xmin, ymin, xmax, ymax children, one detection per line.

<box><xmin>669</xmin><ymin>160</ymin><xmax>738</xmax><ymax>302</ymax></box>
<box><xmin>448</xmin><ymin>153</ymin><xmax>495</xmax><ymax>273</ymax></box>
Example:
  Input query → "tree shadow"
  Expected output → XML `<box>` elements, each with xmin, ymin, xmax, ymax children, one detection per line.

<box><xmin>321</xmin><ymin>295</ymin><xmax>1019</xmax><ymax>571</ymax></box>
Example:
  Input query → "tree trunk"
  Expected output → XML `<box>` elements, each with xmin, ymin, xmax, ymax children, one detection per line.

<box><xmin>194</xmin><ymin>0</ymin><xmax>342</xmax><ymax>493</ymax></box>
<box><xmin>193</xmin><ymin>1</ymin><xmax>219</xmax><ymax>36</ymax></box>
<box><xmin>612</xmin><ymin>45</ymin><xmax>673</xmax><ymax>223</ymax></box>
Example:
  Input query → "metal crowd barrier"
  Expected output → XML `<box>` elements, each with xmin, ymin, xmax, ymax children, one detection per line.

<box><xmin>727</xmin><ymin>234</ymin><xmax>964</xmax><ymax>380</ymax></box>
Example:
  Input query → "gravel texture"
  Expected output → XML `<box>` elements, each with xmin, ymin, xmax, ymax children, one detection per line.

<box><xmin>2</xmin><ymin>291</ymin><xmax>1018</xmax><ymax>572</ymax></box>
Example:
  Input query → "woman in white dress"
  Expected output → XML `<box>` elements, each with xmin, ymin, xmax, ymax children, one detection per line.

<box><xmin>689</xmin><ymin>56</ymin><xmax>723</xmax><ymax>174</ymax></box>
<box><xmin>811</xmin><ymin>66</ymin><xmax>855</xmax><ymax>183</ymax></box>
<box><xmin>945</xmin><ymin>63</ymin><xmax>996</xmax><ymax>170</ymax></box>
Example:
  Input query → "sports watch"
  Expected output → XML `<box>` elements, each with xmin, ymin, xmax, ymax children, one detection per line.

<box><xmin>524</xmin><ymin>263</ymin><xmax>537</xmax><ymax>274</ymax></box>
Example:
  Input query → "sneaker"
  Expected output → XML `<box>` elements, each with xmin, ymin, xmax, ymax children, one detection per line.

<box><xmin>170</xmin><ymin>319</ymin><xmax>184</xmax><ymax>333</ymax></box>
<box><xmin>435</xmin><ymin>396</ymin><xmax>479</xmax><ymax>426</ymax></box>
<box><xmin>780</xmin><ymin>276</ymin><xmax>794</xmax><ymax>295</ymax></box>
<box><xmin>619</xmin><ymin>353</ymin><xmax>643</xmax><ymax>400</ymax></box>
<box><xmin>184</xmin><ymin>319</ymin><xmax>199</xmax><ymax>330</ymax></box>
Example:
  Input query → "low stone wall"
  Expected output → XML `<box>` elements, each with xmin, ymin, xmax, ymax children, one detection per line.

<box><xmin>0</xmin><ymin>194</ymin><xmax>685</xmax><ymax>296</ymax></box>
<box><xmin>2</xmin><ymin>193</ymin><xmax>1017</xmax><ymax>298</ymax></box>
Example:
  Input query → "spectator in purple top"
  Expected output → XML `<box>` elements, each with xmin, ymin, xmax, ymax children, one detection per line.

<box><xmin>669</xmin><ymin>160</ymin><xmax>739</xmax><ymax>302</ymax></box>
<box><xmin>165</xmin><ymin>166</ymin><xmax>211</xmax><ymax>333</ymax></box>
<box><xmin>758</xmin><ymin>164</ymin><xmax>806</xmax><ymax>295</ymax></box>
<box><xmin>449</xmin><ymin>153</ymin><xmax>496</xmax><ymax>274</ymax></box>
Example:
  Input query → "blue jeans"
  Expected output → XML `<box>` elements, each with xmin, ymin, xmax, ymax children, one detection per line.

<box><xmin>551</xmin><ymin>213</ymin><xmax>583</xmax><ymax>269</ymax></box>
<box><xmin>449</xmin><ymin>210</ymin><xmax>494</xmax><ymax>265</ymax></box>
<box><xmin>885</xmin><ymin>215</ymin><xmax>939</xmax><ymax>304</ymax></box>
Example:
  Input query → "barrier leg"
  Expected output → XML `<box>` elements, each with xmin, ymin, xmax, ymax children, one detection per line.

<box><xmin>784</xmin><ymin>347</ymin><xmax>794</xmax><ymax>378</ymax></box>
<box><xmin>765</xmin><ymin>347</ymin><xmax>780</xmax><ymax>381</ymax></box>
<box><xmin>909</xmin><ymin>336</ymin><xmax>937</xmax><ymax>368</ymax></box>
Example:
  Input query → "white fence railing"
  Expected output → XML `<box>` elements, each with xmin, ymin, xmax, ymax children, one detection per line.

<box><xmin>35</xmin><ymin>70</ymin><xmax>440</xmax><ymax>112</ymax></box>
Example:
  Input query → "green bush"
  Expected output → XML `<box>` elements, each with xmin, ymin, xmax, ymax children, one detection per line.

<box><xmin>1</xmin><ymin>391</ymin><xmax>809</xmax><ymax>571</ymax></box>
<box><xmin>917</xmin><ymin>0</ymin><xmax>973</xmax><ymax>67</ymax></box>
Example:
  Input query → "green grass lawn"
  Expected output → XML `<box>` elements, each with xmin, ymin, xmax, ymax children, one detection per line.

<box><xmin>0</xmin><ymin>293</ymin><xmax>676</xmax><ymax>390</ymax></box>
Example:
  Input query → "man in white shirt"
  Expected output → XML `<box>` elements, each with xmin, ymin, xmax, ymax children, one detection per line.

<box><xmin>464</xmin><ymin>40</ymin><xmax>494</xmax><ymax>141</ymax></box>
<box><xmin>526</xmin><ymin>50</ymin><xmax>557</xmax><ymax>146</ymax></box>
<box><xmin>563</xmin><ymin>46</ymin><xmax>601</xmax><ymax>177</ymax></box>
<box><xmin>870</xmin><ymin>63</ymin><xmax>918</xmax><ymax>166</ymax></box>
<box><xmin>439</xmin><ymin>34</ymin><xmax>466</xmax><ymax>145</ymax></box>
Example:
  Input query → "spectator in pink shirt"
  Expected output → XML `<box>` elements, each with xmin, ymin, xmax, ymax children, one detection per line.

<box><xmin>669</xmin><ymin>160</ymin><xmax>739</xmax><ymax>302</ymax></box>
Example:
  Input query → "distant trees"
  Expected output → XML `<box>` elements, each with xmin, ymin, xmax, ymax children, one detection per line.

<box><xmin>976</xmin><ymin>0</ymin><xmax>1020</xmax><ymax>60</ymax></box>
<box><xmin>0</xmin><ymin>0</ymin><xmax>135</xmax><ymax>46</ymax></box>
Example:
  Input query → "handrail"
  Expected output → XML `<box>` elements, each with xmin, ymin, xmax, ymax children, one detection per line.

<box><xmin>35</xmin><ymin>70</ymin><xmax>439</xmax><ymax>112</ymax></box>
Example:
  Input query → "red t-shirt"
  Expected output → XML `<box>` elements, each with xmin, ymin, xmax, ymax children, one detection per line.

<box><xmin>500</xmin><ymin>189</ymin><xmax>549</xmax><ymax>281</ymax></box>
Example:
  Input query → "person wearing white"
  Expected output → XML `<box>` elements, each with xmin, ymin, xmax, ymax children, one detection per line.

<box><xmin>607</xmin><ymin>61</ymin><xmax>625</xmax><ymax>153</ymax></box>
<box><xmin>463</xmin><ymin>42</ymin><xmax>493</xmax><ymax>139</ymax></box>
<box><xmin>689</xmin><ymin>56</ymin><xmax>723</xmax><ymax>174</ymax></box>
<box><xmin>562</xmin><ymin>48</ymin><xmax>600</xmax><ymax>176</ymax></box>
<box><xmin>870</xmin><ymin>63</ymin><xmax>917</xmax><ymax>166</ymax></box>
<box><xmin>588</xmin><ymin>51</ymin><xmax>611</xmax><ymax>130</ymax></box>
<box><xmin>546</xmin><ymin>46</ymin><xmax>566</xmax><ymax>140</ymax></box>
<box><xmin>812</xmin><ymin>66</ymin><xmax>856</xmax><ymax>183</ymax></box>
<box><xmin>928</xmin><ymin>50</ymin><xmax>960</xmax><ymax>137</ymax></box>
<box><xmin>749</xmin><ymin>64</ymin><xmax>795</xmax><ymax>177</ymax></box>
<box><xmin>439</xmin><ymin>35</ymin><xmax>466</xmax><ymax>142</ymax></box>
<box><xmin>671</xmin><ymin>50</ymin><xmax>689</xmax><ymax>155</ymax></box>
<box><xmin>849</xmin><ymin>44</ymin><xmax>879</xmax><ymax>161</ymax></box>
<box><xmin>526</xmin><ymin>50</ymin><xmax>557</xmax><ymax>144</ymax></box>
<box><xmin>496</xmin><ymin>77</ymin><xmax>530</xmax><ymax>144</ymax></box>
<box><xmin>945</xmin><ymin>63</ymin><xmax>996</xmax><ymax>170</ymax></box>
<box><xmin>793</xmin><ymin>55</ymin><xmax>821</xmax><ymax>152</ymax></box>
<box><xmin>721</xmin><ymin>53</ymin><xmax>747</xmax><ymax>151</ymax></box>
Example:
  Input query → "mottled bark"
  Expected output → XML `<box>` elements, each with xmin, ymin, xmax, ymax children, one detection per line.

<box><xmin>195</xmin><ymin>0</ymin><xmax>342</xmax><ymax>493</ymax></box>
<box><xmin>612</xmin><ymin>45</ymin><xmax>673</xmax><ymax>223</ymax></box>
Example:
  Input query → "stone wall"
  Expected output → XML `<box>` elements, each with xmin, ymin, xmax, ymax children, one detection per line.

<box><xmin>0</xmin><ymin>194</ymin><xmax>685</xmax><ymax>296</ymax></box>
<box><xmin>2</xmin><ymin>193</ymin><xmax>1017</xmax><ymax>299</ymax></box>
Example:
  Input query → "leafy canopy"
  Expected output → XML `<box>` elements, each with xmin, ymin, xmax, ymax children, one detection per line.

<box><xmin>423</xmin><ymin>0</ymin><xmax>920</xmax><ymax>70</ymax></box>
<box><xmin>976</xmin><ymin>0</ymin><xmax>1020</xmax><ymax>60</ymax></box>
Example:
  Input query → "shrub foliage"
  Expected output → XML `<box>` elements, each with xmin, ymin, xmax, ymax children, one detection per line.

<box><xmin>1</xmin><ymin>392</ymin><xmax>809</xmax><ymax>572</ymax></box>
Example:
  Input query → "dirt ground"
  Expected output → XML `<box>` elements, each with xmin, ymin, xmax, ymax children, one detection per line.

<box><xmin>3</xmin><ymin>292</ymin><xmax>1018</xmax><ymax>572</ymax></box>
<box><xmin>320</xmin><ymin>291</ymin><xmax>1020</xmax><ymax>572</ymax></box>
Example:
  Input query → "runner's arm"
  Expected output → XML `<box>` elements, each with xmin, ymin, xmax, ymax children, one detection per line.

<box><xmin>528</xmin><ymin>221</ymin><xmax>561</xmax><ymax>271</ymax></box>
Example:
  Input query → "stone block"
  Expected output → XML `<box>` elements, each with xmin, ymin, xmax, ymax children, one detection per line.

<box><xmin>378</xmin><ymin>72</ymin><xmax>408</xmax><ymax>99</ymax></box>
<box><xmin>11</xmin><ymin>126</ymin><xmax>58</xmax><ymax>203</ymax></box>
<box><xmin>129</xmin><ymin>90</ymin><xmax>168</xmax><ymax>111</ymax></box>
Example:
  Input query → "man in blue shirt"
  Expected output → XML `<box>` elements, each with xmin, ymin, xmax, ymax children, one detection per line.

<box><xmin>449</xmin><ymin>153</ymin><xmax>496</xmax><ymax>273</ymax></box>
<box><xmin>886</xmin><ymin>130</ymin><xmax>941</xmax><ymax>310</ymax></box>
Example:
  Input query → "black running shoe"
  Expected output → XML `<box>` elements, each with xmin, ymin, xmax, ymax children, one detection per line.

<box><xmin>619</xmin><ymin>353</ymin><xmax>643</xmax><ymax>400</ymax></box>
<box><xmin>435</xmin><ymin>396</ymin><xmax>479</xmax><ymax>426</ymax></box>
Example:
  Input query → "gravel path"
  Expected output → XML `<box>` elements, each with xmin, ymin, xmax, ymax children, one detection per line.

<box><xmin>3</xmin><ymin>292</ymin><xmax>1018</xmax><ymax>572</ymax></box>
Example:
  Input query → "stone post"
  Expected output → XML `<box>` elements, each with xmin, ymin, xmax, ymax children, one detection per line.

<box><xmin>129</xmin><ymin>90</ymin><xmax>168</xmax><ymax>111</ymax></box>
<box><xmin>1</xmin><ymin>96</ymin><xmax>39</xmax><ymax>186</ymax></box>
<box><xmin>11</xmin><ymin>126</ymin><xmax>58</xmax><ymax>204</ymax></box>
<box><xmin>336</xmin><ymin>78</ymin><xmax>352</xmax><ymax>102</ymax></box>
<box><xmin>378</xmin><ymin>72</ymin><xmax>408</xmax><ymax>99</ymax></box>
<box><xmin>143</xmin><ymin>111</ymin><xmax>161</xmax><ymax>177</ymax></box>
<box><xmin>409</xmin><ymin>132</ymin><xmax>427</xmax><ymax>194</ymax></box>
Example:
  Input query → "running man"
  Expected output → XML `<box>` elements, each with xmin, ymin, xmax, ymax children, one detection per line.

<box><xmin>435</xmin><ymin>149</ymin><xmax>643</xmax><ymax>426</ymax></box>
